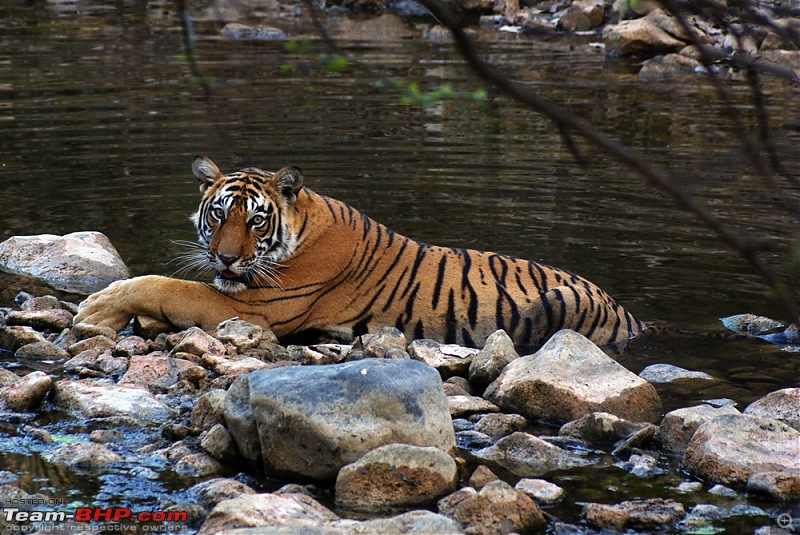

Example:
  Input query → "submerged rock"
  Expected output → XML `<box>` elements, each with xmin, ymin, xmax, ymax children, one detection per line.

<box><xmin>0</xmin><ymin>231</ymin><xmax>129</xmax><ymax>294</ymax></box>
<box><xmin>224</xmin><ymin>358</ymin><xmax>455</xmax><ymax>480</ymax></box>
<box><xmin>335</xmin><ymin>443</ymin><xmax>458</xmax><ymax>512</ymax></box>
<box><xmin>476</xmin><ymin>431</ymin><xmax>590</xmax><ymax>477</ymax></box>
<box><xmin>583</xmin><ymin>498</ymin><xmax>685</xmax><ymax>530</ymax></box>
<box><xmin>639</xmin><ymin>363</ymin><xmax>714</xmax><ymax>383</ymax></box>
<box><xmin>47</xmin><ymin>442</ymin><xmax>122</xmax><ymax>471</ymax></box>
<box><xmin>484</xmin><ymin>330</ymin><xmax>662</xmax><ymax>425</ymax></box>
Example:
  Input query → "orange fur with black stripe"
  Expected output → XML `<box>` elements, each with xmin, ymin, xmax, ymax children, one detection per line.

<box><xmin>75</xmin><ymin>156</ymin><xmax>646</xmax><ymax>348</ymax></box>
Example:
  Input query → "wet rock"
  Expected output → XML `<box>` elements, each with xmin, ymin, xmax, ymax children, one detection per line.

<box><xmin>47</xmin><ymin>442</ymin><xmax>122</xmax><ymax>471</ymax></box>
<box><xmin>362</xmin><ymin>326</ymin><xmax>408</xmax><ymax>358</ymax></box>
<box><xmin>68</xmin><ymin>335</ymin><xmax>117</xmax><ymax>356</ymax></box>
<box><xmin>721</xmin><ymin>314</ymin><xmax>784</xmax><ymax>336</ymax></box>
<box><xmin>583</xmin><ymin>498</ymin><xmax>685</xmax><ymax>530</ymax></box>
<box><xmin>456</xmin><ymin>430</ymin><xmax>494</xmax><ymax>450</ymax></box>
<box><xmin>468</xmin><ymin>464</ymin><xmax>499</xmax><ymax>490</ymax></box>
<box><xmin>0</xmin><ymin>325</ymin><xmax>47</xmax><ymax>352</ymax></box>
<box><xmin>225</xmin><ymin>358</ymin><xmax>455</xmax><ymax>480</ymax></box>
<box><xmin>14</xmin><ymin>340</ymin><xmax>70</xmax><ymax>360</ymax></box>
<box><xmin>0</xmin><ymin>368</ymin><xmax>20</xmax><ymax>386</ymax></box>
<box><xmin>603</xmin><ymin>10</ymin><xmax>687</xmax><ymax>56</ymax></box>
<box><xmin>445</xmin><ymin>376</ymin><xmax>474</xmax><ymax>395</ymax></box>
<box><xmin>214</xmin><ymin>317</ymin><xmax>273</xmax><ymax>350</ymax></box>
<box><xmin>656</xmin><ymin>404</ymin><xmax>741</xmax><ymax>455</ymax></box>
<box><xmin>639</xmin><ymin>53</ymin><xmax>702</xmax><ymax>78</ymax></box>
<box><xmin>472</xmin><ymin>412</ymin><xmax>527</xmax><ymax>440</ymax></box>
<box><xmin>746</xmin><ymin>470</ymin><xmax>800</xmax><ymax>500</ymax></box>
<box><xmin>485</xmin><ymin>330</ymin><xmax>661</xmax><ymax>425</ymax></box>
<box><xmin>175</xmin><ymin>452</ymin><xmax>226</xmax><ymax>477</ymax></box>
<box><xmin>6</xmin><ymin>309</ymin><xmax>73</xmax><ymax>332</ymax></box>
<box><xmin>515</xmin><ymin>478</ymin><xmax>565</xmax><ymax>505</ymax></box>
<box><xmin>189</xmin><ymin>478</ymin><xmax>257</xmax><ymax>510</ymax></box>
<box><xmin>0</xmin><ymin>371</ymin><xmax>52</xmax><ymax>411</ymax></box>
<box><xmin>200</xmin><ymin>424</ymin><xmax>237</xmax><ymax>463</ymax></box>
<box><xmin>221</xmin><ymin>374</ymin><xmax>260</xmax><ymax>467</ymax></box>
<box><xmin>468</xmin><ymin>329</ymin><xmax>519</xmax><ymax>391</ymax></box>
<box><xmin>438</xmin><ymin>480</ymin><xmax>546</xmax><ymax>534</ymax></box>
<box><xmin>676</xmin><ymin>481</ymin><xmax>704</xmax><ymax>494</ymax></box>
<box><xmin>133</xmin><ymin>315</ymin><xmax>175</xmax><ymax>340</ymax></box>
<box><xmin>51</xmin><ymin>379</ymin><xmax>174</xmax><ymax>425</ymax></box>
<box><xmin>19</xmin><ymin>294</ymin><xmax>60</xmax><ymax>311</ymax></box>
<box><xmin>197</xmin><ymin>492</ymin><xmax>338</xmax><ymax>534</ymax></box>
<box><xmin>684</xmin><ymin>413</ymin><xmax>800</xmax><ymax>486</ymax></box>
<box><xmin>559</xmin><ymin>411</ymin><xmax>646</xmax><ymax>444</ymax></box>
<box><xmin>639</xmin><ymin>363</ymin><xmax>714</xmax><ymax>382</ymax></box>
<box><xmin>477</xmin><ymin>431</ymin><xmax>586</xmax><ymax>477</ymax></box>
<box><xmin>331</xmin><ymin>510</ymin><xmax>462</xmax><ymax>534</ymax></box>
<box><xmin>744</xmin><ymin>387</ymin><xmax>800</xmax><ymax>431</ymax></box>
<box><xmin>616</xmin><ymin>453</ymin><xmax>664</xmax><ymax>477</ymax></box>
<box><xmin>64</xmin><ymin>349</ymin><xmax>128</xmax><ymax>378</ymax></box>
<box><xmin>611</xmin><ymin>422</ymin><xmax>657</xmax><ymax>457</ymax></box>
<box><xmin>0</xmin><ymin>232</ymin><xmax>129</xmax><ymax>294</ymax></box>
<box><xmin>71</xmin><ymin>322</ymin><xmax>118</xmax><ymax>342</ymax></box>
<box><xmin>113</xmin><ymin>335</ymin><xmax>150</xmax><ymax>358</ymax></box>
<box><xmin>220</xmin><ymin>22</ymin><xmax>288</xmax><ymax>40</ymax></box>
<box><xmin>335</xmin><ymin>443</ymin><xmax>458</xmax><ymax>512</ymax></box>
<box><xmin>409</xmin><ymin>339</ymin><xmax>478</xmax><ymax>377</ymax></box>
<box><xmin>559</xmin><ymin>0</ymin><xmax>604</xmax><ymax>31</ymax></box>
<box><xmin>172</xmin><ymin>327</ymin><xmax>226</xmax><ymax>357</ymax></box>
<box><xmin>448</xmin><ymin>394</ymin><xmax>501</xmax><ymax>418</ymax></box>
<box><xmin>89</xmin><ymin>429</ymin><xmax>123</xmax><ymax>443</ymax></box>
<box><xmin>288</xmin><ymin>344</ymin><xmax>349</xmax><ymax>365</ymax></box>
<box><xmin>190</xmin><ymin>389</ymin><xmax>227</xmax><ymax>430</ymax></box>
<box><xmin>202</xmin><ymin>353</ymin><xmax>271</xmax><ymax>376</ymax></box>
<box><xmin>119</xmin><ymin>354</ymin><xmax>204</xmax><ymax>391</ymax></box>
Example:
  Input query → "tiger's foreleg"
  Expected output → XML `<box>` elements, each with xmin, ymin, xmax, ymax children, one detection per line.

<box><xmin>74</xmin><ymin>275</ymin><xmax>258</xmax><ymax>332</ymax></box>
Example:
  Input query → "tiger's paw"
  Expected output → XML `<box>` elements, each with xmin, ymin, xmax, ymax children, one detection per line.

<box><xmin>74</xmin><ymin>279</ymin><xmax>138</xmax><ymax>331</ymax></box>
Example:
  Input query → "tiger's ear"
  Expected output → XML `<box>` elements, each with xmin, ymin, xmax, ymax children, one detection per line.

<box><xmin>192</xmin><ymin>155</ymin><xmax>224</xmax><ymax>193</ymax></box>
<box><xmin>272</xmin><ymin>165</ymin><xmax>304</xmax><ymax>204</ymax></box>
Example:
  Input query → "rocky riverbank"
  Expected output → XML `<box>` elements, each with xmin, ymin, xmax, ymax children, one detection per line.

<box><xmin>0</xmin><ymin>289</ymin><xmax>798</xmax><ymax>533</ymax></box>
<box><xmin>209</xmin><ymin>0</ymin><xmax>800</xmax><ymax>80</ymax></box>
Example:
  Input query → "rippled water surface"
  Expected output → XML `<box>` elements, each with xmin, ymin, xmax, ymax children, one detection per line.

<box><xmin>0</xmin><ymin>0</ymin><xmax>798</xmax><ymax>530</ymax></box>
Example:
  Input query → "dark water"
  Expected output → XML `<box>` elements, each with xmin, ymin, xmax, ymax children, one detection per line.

<box><xmin>0</xmin><ymin>0</ymin><xmax>798</xmax><ymax>530</ymax></box>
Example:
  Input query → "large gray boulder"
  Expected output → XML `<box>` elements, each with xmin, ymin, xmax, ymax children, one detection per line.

<box><xmin>484</xmin><ymin>330</ymin><xmax>661</xmax><ymax>425</ymax></box>
<box><xmin>224</xmin><ymin>358</ymin><xmax>456</xmax><ymax>480</ymax></box>
<box><xmin>0</xmin><ymin>232</ymin><xmax>129</xmax><ymax>294</ymax></box>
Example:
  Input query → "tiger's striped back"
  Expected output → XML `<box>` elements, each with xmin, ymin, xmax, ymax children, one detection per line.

<box><xmin>195</xmin><ymin>163</ymin><xmax>647</xmax><ymax>349</ymax></box>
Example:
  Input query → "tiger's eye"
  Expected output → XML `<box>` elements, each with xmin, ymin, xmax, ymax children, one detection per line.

<box><xmin>211</xmin><ymin>208</ymin><xmax>225</xmax><ymax>221</ymax></box>
<box><xmin>250</xmin><ymin>215</ymin><xmax>266</xmax><ymax>227</ymax></box>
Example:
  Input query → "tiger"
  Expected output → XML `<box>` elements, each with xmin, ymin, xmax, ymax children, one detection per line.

<box><xmin>74</xmin><ymin>156</ymin><xmax>647</xmax><ymax>349</ymax></box>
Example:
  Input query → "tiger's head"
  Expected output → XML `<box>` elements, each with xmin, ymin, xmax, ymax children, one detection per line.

<box><xmin>190</xmin><ymin>155</ymin><xmax>304</xmax><ymax>295</ymax></box>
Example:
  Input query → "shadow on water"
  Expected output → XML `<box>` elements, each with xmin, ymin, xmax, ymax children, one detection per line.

<box><xmin>0</xmin><ymin>0</ymin><xmax>798</xmax><ymax>531</ymax></box>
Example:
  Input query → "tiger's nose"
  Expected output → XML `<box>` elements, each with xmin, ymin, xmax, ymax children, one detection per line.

<box><xmin>218</xmin><ymin>254</ymin><xmax>238</xmax><ymax>267</ymax></box>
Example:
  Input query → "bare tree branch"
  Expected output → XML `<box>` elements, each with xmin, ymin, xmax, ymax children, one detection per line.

<box><xmin>417</xmin><ymin>0</ymin><xmax>799</xmax><ymax>325</ymax></box>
